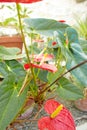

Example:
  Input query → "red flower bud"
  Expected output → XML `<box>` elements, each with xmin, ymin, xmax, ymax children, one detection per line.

<box><xmin>58</xmin><ymin>20</ymin><xmax>66</xmax><ymax>23</ymax></box>
<box><xmin>52</xmin><ymin>41</ymin><xmax>57</xmax><ymax>46</ymax></box>
<box><xmin>24</xmin><ymin>63</ymin><xmax>32</xmax><ymax>69</ymax></box>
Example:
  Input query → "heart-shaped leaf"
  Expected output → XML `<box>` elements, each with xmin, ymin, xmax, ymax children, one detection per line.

<box><xmin>66</xmin><ymin>43</ymin><xmax>87</xmax><ymax>86</ymax></box>
<box><xmin>79</xmin><ymin>39</ymin><xmax>87</xmax><ymax>55</ymax></box>
<box><xmin>47</xmin><ymin>68</ymin><xmax>65</xmax><ymax>84</ymax></box>
<box><xmin>5</xmin><ymin>60</ymin><xmax>26</xmax><ymax>77</ymax></box>
<box><xmin>0</xmin><ymin>61</ymin><xmax>9</xmax><ymax>77</ymax></box>
<box><xmin>57</xmin><ymin>77</ymin><xmax>83</xmax><ymax>100</ymax></box>
<box><xmin>56</xmin><ymin>27</ymin><xmax>87</xmax><ymax>86</ymax></box>
<box><xmin>0</xmin><ymin>60</ymin><xmax>26</xmax><ymax>78</ymax></box>
<box><xmin>65</xmin><ymin>27</ymin><xmax>79</xmax><ymax>44</ymax></box>
<box><xmin>0</xmin><ymin>46</ymin><xmax>24</xmax><ymax>60</ymax></box>
<box><xmin>24</xmin><ymin>18</ymin><xmax>69</xmax><ymax>36</ymax></box>
<box><xmin>0</xmin><ymin>73</ymin><xmax>27</xmax><ymax>130</ymax></box>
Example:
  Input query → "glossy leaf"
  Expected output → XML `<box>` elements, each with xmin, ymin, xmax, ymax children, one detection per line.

<box><xmin>0</xmin><ymin>61</ymin><xmax>9</xmax><ymax>77</ymax></box>
<box><xmin>57</xmin><ymin>77</ymin><xmax>83</xmax><ymax>100</ymax></box>
<box><xmin>0</xmin><ymin>60</ymin><xmax>25</xmax><ymax>78</ymax></box>
<box><xmin>0</xmin><ymin>46</ymin><xmax>24</xmax><ymax>60</ymax></box>
<box><xmin>38</xmin><ymin>69</ymin><xmax>48</xmax><ymax>82</ymax></box>
<box><xmin>79</xmin><ymin>39</ymin><xmax>87</xmax><ymax>55</ymax></box>
<box><xmin>0</xmin><ymin>73</ymin><xmax>27</xmax><ymax>130</ymax></box>
<box><xmin>65</xmin><ymin>27</ymin><xmax>79</xmax><ymax>44</ymax></box>
<box><xmin>5</xmin><ymin>60</ymin><xmax>26</xmax><ymax>77</ymax></box>
<box><xmin>47</xmin><ymin>68</ymin><xmax>65</xmax><ymax>84</ymax></box>
<box><xmin>57</xmin><ymin>27</ymin><xmax>87</xmax><ymax>87</ymax></box>
<box><xmin>24</xmin><ymin>18</ymin><xmax>69</xmax><ymax>36</ymax></box>
<box><xmin>66</xmin><ymin>43</ymin><xmax>87</xmax><ymax>86</ymax></box>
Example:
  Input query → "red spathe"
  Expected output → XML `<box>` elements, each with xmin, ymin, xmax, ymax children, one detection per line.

<box><xmin>0</xmin><ymin>0</ymin><xmax>42</xmax><ymax>3</ymax></box>
<box><xmin>38</xmin><ymin>99</ymin><xmax>76</xmax><ymax>130</ymax></box>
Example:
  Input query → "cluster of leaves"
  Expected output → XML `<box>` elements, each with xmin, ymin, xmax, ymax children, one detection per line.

<box><xmin>0</xmin><ymin>18</ymin><xmax>87</xmax><ymax>129</ymax></box>
<box><xmin>0</xmin><ymin>47</ymin><xmax>27</xmax><ymax>130</ymax></box>
<box><xmin>24</xmin><ymin>18</ymin><xmax>87</xmax><ymax>103</ymax></box>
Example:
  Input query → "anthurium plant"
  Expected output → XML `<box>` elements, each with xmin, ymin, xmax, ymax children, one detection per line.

<box><xmin>0</xmin><ymin>0</ymin><xmax>87</xmax><ymax>130</ymax></box>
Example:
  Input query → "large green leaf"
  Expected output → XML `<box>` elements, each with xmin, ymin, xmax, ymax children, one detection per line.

<box><xmin>56</xmin><ymin>27</ymin><xmax>87</xmax><ymax>86</ymax></box>
<box><xmin>0</xmin><ymin>73</ymin><xmax>27</xmax><ymax>130</ymax></box>
<box><xmin>5</xmin><ymin>60</ymin><xmax>26</xmax><ymax>77</ymax></box>
<box><xmin>0</xmin><ymin>61</ymin><xmax>9</xmax><ymax>77</ymax></box>
<box><xmin>66</xmin><ymin>43</ymin><xmax>87</xmax><ymax>86</ymax></box>
<box><xmin>24</xmin><ymin>18</ymin><xmax>69</xmax><ymax>36</ymax></box>
<box><xmin>0</xmin><ymin>60</ymin><xmax>26</xmax><ymax>78</ymax></box>
<box><xmin>79</xmin><ymin>39</ymin><xmax>87</xmax><ymax>55</ymax></box>
<box><xmin>57</xmin><ymin>77</ymin><xmax>83</xmax><ymax>100</ymax></box>
<box><xmin>47</xmin><ymin>68</ymin><xmax>65</xmax><ymax>84</ymax></box>
<box><xmin>0</xmin><ymin>46</ymin><xmax>24</xmax><ymax>60</ymax></box>
<box><xmin>38</xmin><ymin>69</ymin><xmax>48</xmax><ymax>82</ymax></box>
<box><xmin>65</xmin><ymin>27</ymin><xmax>79</xmax><ymax>44</ymax></box>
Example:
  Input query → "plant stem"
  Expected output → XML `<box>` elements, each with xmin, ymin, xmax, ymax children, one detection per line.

<box><xmin>18</xmin><ymin>70</ymin><xmax>33</xmax><ymax>96</ymax></box>
<box><xmin>16</xmin><ymin>3</ymin><xmax>37</xmax><ymax>93</ymax></box>
<box><xmin>39</xmin><ymin>60</ymin><xmax>87</xmax><ymax>96</ymax></box>
<box><xmin>16</xmin><ymin>3</ymin><xmax>30</xmax><ymax>63</ymax></box>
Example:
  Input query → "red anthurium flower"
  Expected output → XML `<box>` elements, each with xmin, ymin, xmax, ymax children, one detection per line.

<box><xmin>58</xmin><ymin>20</ymin><xmax>66</xmax><ymax>23</ymax></box>
<box><xmin>38</xmin><ymin>99</ymin><xmax>76</xmax><ymax>130</ymax></box>
<box><xmin>52</xmin><ymin>41</ymin><xmax>57</xmax><ymax>46</ymax></box>
<box><xmin>30</xmin><ymin>54</ymin><xmax>54</xmax><ymax>62</ymax></box>
<box><xmin>0</xmin><ymin>0</ymin><xmax>42</xmax><ymax>3</ymax></box>
<box><xmin>24</xmin><ymin>63</ymin><xmax>57</xmax><ymax>73</ymax></box>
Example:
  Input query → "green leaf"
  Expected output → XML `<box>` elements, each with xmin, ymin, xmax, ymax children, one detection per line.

<box><xmin>38</xmin><ymin>69</ymin><xmax>48</xmax><ymax>82</ymax></box>
<box><xmin>47</xmin><ymin>68</ymin><xmax>65</xmax><ymax>84</ymax></box>
<box><xmin>0</xmin><ymin>60</ymin><xmax>25</xmax><ymax>79</ymax></box>
<box><xmin>66</xmin><ymin>43</ymin><xmax>87</xmax><ymax>86</ymax></box>
<box><xmin>5</xmin><ymin>60</ymin><xmax>26</xmax><ymax>78</ymax></box>
<box><xmin>65</xmin><ymin>27</ymin><xmax>79</xmax><ymax>44</ymax></box>
<box><xmin>24</xmin><ymin>18</ymin><xmax>69</xmax><ymax>36</ymax></box>
<box><xmin>79</xmin><ymin>39</ymin><xmax>87</xmax><ymax>55</ymax></box>
<box><xmin>0</xmin><ymin>61</ymin><xmax>9</xmax><ymax>77</ymax></box>
<box><xmin>0</xmin><ymin>73</ymin><xmax>27</xmax><ymax>130</ymax></box>
<box><xmin>57</xmin><ymin>77</ymin><xmax>84</xmax><ymax>100</ymax></box>
<box><xmin>0</xmin><ymin>46</ymin><xmax>24</xmax><ymax>60</ymax></box>
<box><xmin>1</xmin><ymin>17</ymin><xmax>17</xmax><ymax>26</ymax></box>
<box><xmin>56</xmin><ymin>27</ymin><xmax>87</xmax><ymax>86</ymax></box>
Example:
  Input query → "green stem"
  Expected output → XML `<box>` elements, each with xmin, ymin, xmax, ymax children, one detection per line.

<box><xmin>16</xmin><ymin>3</ymin><xmax>30</xmax><ymax>63</ymax></box>
<box><xmin>16</xmin><ymin>3</ymin><xmax>37</xmax><ymax>92</ymax></box>
<box><xmin>56</xmin><ymin>48</ymin><xmax>62</xmax><ymax>68</ymax></box>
